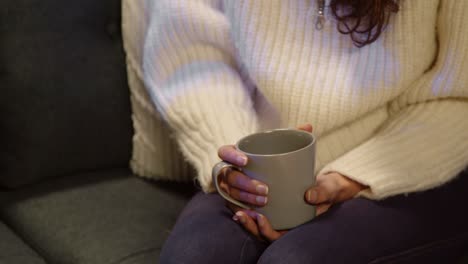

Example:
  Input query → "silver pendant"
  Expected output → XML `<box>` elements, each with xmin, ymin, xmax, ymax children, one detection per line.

<box><xmin>315</xmin><ymin>0</ymin><xmax>325</xmax><ymax>30</ymax></box>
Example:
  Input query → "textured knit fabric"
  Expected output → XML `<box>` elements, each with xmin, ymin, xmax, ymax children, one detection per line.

<box><xmin>122</xmin><ymin>1</ymin><xmax>195</xmax><ymax>183</ymax></box>
<box><xmin>124</xmin><ymin>0</ymin><xmax>468</xmax><ymax>198</ymax></box>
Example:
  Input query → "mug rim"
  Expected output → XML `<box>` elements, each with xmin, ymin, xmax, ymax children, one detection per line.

<box><xmin>235</xmin><ymin>128</ymin><xmax>316</xmax><ymax>157</ymax></box>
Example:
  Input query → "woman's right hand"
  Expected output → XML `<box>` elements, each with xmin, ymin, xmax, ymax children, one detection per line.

<box><xmin>217</xmin><ymin>145</ymin><xmax>269</xmax><ymax>212</ymax></box>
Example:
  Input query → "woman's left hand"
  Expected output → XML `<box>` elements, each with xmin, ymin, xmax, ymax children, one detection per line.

<box><xmin>232</xmin><ymin>210</ymin><xmax>287</xmax><ymax>242</ymax></box>
<box><xmin>296</xmin><ymin>124</ymin><xmax>368</xmax><ymax>215</ymax></box>
<box><xmin>305</xmin><ymin>172</ymin><xmax>368</xmax><ymax>215</ymax></box>
<box><xmin>233</xmin><ymin>173</ymin><xmax>367</xmax><ymax>242</ymax></box>
<box><xmin>232</xmin><ymin>123</ymin><xmax>367</xmax><ymax>241</ymax></box>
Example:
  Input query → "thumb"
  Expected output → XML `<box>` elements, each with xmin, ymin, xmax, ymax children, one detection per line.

<box><xmin>305</xmin><ymin>176</ymin><xmax>341</xmax><ymax>205</ymax></box>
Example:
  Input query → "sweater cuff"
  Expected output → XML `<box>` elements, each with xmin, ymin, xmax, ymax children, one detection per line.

<box><xmin>319</xmin><ymin>101</ymin><xmax>468</xmax><ymax>200</ymax></box>
<box><xmin>175</xmin><ymin>110</ymin><xmax>258</xmax><ymax>193</ymax></box>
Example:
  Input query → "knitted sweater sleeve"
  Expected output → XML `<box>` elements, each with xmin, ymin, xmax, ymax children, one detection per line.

<box><xmin>142</xmin><ymin>0</ymin><xmax>258</xmax><ymax>192</ymax></box>
<box><xmin>319</xmin><ymin>0</ymin><xmax>468</xmax><ymax>199</ymax></box>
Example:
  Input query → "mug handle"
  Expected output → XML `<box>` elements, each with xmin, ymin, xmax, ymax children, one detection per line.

<box><xmin>212</xmin><ymin>161</ymin><xmax>251</xmax><ymax>209</ymax></box>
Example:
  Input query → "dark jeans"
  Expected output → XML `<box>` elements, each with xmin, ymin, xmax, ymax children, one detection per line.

<box><xmin>160</xmin><ymin>170</ymin><xmax>468</xmax><ymax>263</ymax></box>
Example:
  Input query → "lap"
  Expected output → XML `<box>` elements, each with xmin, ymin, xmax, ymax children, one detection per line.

<box><xmin>159</xmin><ymin>192</ymin><xmax>267</xmax><ymax>264</ymax></box>
<box><xmin>259</xmin><ymin>170</ymin><xmax>468</xmax><ymax>263</ymax></box>
<box><xmin>161</xmin><ymin>170</ymin><xmax>468</xmax><ymax>264</ymax></box>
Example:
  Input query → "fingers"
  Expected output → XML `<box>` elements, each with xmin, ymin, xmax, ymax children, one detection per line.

<box><xmin>219</xmin><ymin>161</ymin><xmax>269</xmax><ymax>208</ymax></box>
<box><xmin>297</xmin><ymin>123</ymin><xmax>313</xmax><ymax>132</ymax></box>
<box><xmin>253</xmin><ymin>213</ymin><xmax>284</xmax><ymax>242</ymax></box>
<box><xmin>305</xmin><ymin>172</ymin><xmax>368</xmax><ymax>207</ymax></box>
<box><xmin>226</xmin><ymin>170</ymin><xmax>269</xmax><ymax>196</ymax></box>
<box><xmin>316</xmin><ymin>203</ymin><xmax>332</xmax><ymax>216</ymax></box>
<box><xmin>303</xmin><ymin>173</ymin><xmax>368</xmax><ymax>218</ymax></box>
<box><xmin>219</xmin><ymin>174</ymin><xmax>231</xmax><ymax>195</ymax></box>
<box><xmin>224</xmin><ymin>169</ymin><xmax>269</xmax><ymax>206</ymax></box>
<box><xmin>305</xmin><ymin>173</ymin><xmax>367</xmax><ymax>217</ymax></box>
<box><xmin>233</xmin><ymin>211</ymin><xmax>285</xmax><ymax>242</ymax></box>
<box><xmin>228</xmin><ymin>187</ymin><xmax>268</xmax><ymax>206</ymax></box>
<box><xmin>233</xmin><ymin>211</ymin><xmax>260</xmax><ymax>238</ymax></box>
<box><xmin>218</xmin><ymin>145</ymin><xmax>248</xmax><ymax>166</ymax></box>
<box><xmin>305</xmin><ymin>175</ymin><xmax>341</xmax><ymax>205</ymax></box>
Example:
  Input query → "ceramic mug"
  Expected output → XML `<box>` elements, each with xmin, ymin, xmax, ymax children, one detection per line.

<box><xmin>212</xmin><ymin>129</ymin><xmax>316</xmax><ymax>230</ymax></box>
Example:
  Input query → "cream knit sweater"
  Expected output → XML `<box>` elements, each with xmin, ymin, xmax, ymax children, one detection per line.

<box><xmin>124</xmin><ymin>0</ymin><xmax>468</xmax><ymax>199</ymax></box>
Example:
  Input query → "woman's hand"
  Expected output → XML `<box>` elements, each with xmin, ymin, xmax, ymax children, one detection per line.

<box><xmin>305</xmin><ymin>172</ymin><xmax>368</xmax><ymax>215</ymax></box>
<box><xmin>217</xmin><ymin>145</ymin><xmax>269</xmax><ymax>209</ymax></box>
<box><xmin>297</xmin><ymin>124</ymin><xmax>367</xmax><ymax>215</ymax></box>
<box><xmin>217</xmin><ymin>145</ymin><xmax>283</xmax><ymax>241</ymax></box>
<box><xmin>216</xmin><ymin>124</ymin><xmax>315</xmax><ymax>242</ymax></box>
<box><xmin>231</xmin><ymin>170</ymin><xmax>368</xmax><ymax>242</ymax></box>
<box><xmin>232</xmin><ymin>210</ymin><xmax>287</xmax><ymax>242</ymax></box>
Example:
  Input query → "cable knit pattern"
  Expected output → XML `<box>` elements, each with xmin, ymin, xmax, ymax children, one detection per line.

<box><xmin>123</xmin><ymin>0</ymin><xmax>468</xmax><ymax>197</ymax></box>
<box><xmin>122</xmin><ymin>0</ymin><xmax>195</xmax><ymax>182</ymax></box>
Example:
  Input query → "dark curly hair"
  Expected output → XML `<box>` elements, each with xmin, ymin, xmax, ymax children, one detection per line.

<box><xmin>330</xmin><ymin>0</ymin><xmax>400</xmax><ymax>47</ymax></box>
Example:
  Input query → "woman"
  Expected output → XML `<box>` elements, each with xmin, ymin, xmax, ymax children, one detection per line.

<box><xmin>138</xmin><ymin>0</ymin><xmax>468</xmax><ymax>262</ymax></box>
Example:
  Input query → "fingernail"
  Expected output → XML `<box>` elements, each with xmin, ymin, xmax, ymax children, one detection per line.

<box><xmin>236</xmin><ymin>212</ymin><xmax>246</xmax><ymax>224</ymax></box>
<box><xmin>307</xmin><ymin>190</ymin><xmax>317</xmax><ymax>203</ymax></box>
<box><xmin>256</xmin><ymin>214</ymin><xmax>265</xmax><ymax>227</ymax></box>
<box><xmin>232</xmin><ymin>215</ymin><xmax>239</xmax><ymax>222</ymax></box>
<box><xmin>256</xmin><ymin>185</ymin><xmax>269</xmax><ymax>195</ymax></box>
<box><xmin>256</xmin><ymin>196</ymin><xmax>268</xmax><ymax>205</ymax></box>
<box><xmin>236</xmin><ymin>156</ymin><xmax>247</xmax><ymax>166</ymax></box>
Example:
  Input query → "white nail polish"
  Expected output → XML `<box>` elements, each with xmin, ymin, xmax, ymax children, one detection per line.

<box><xmin>256</xmin><ymin>185</ymin><xmax>269</xmax><ymax>195</ymax></box>
<box><xmin>236</xmin><ymin>156</ymin><xmax>247</xmax><ymax>165</ymax></box>
<box><xmin>236</xmin><ymin>212</ymin><xmax>246</xmax><ymax>224</ymax></box>
<box><xmin>256</xmin><ymin>214</ymin><xmax>265</xmax><ymax>226</ymax></box>
<box><xmin>256</xmin><ymin>196</ymin><xmax>268</xmax><ymax>205</ymax></box>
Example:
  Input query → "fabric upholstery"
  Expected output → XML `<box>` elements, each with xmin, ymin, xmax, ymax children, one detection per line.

<box><xmin>0</xmin><ymin>0</ymin><xmax>132</xmax><ymax>188</ymax></box>
<box><xmin>0</xmin><ymin>169</ymin><xmax>196</xmax><ymax>264</ymax></box>
<box><xmin>113</xmin><ymin>249</ymin><xmax>161</xmax><ymax>264</ymax></box>
<box><xmin>0</xmin><ymin>221</ymin><xmax>46</xmax><ymax>264</ymax></box>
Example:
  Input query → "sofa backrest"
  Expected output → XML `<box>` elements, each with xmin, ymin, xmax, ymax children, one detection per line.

<box><xmin>0</xmin><ymin>0</ymin><xmax>133</xmax><ymax>188</ymax></box>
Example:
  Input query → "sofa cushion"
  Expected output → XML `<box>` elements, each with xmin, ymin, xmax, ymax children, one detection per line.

<box><xmin>0</xmin><ymin>221</ymin><xmax>46</xmax><ymax>264</ymax></box>
<box><xmin>0</xmin><ymin>0</ymin><xmax>132</xmax><ymax>188</ymax></box>
<box><xmin>0</xmin><ymin>169</ymin><xmax>195</xmax><ymax>264</ymax></box>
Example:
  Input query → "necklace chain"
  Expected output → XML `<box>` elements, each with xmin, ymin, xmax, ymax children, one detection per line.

<box><xmin>316</xmin><ymin>0</ymin><xmax>326</xmax><ymax>30</ymax></box>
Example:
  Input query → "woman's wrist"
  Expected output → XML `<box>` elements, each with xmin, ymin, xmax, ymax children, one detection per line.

<box><xmin>332</xmin><ymin>172</ymin><xmax>368</xmax><ymax>197</ymax></box>
<box><xmin>305</xmin><ymin>172</ymin><xmax>369</xmax><ymax>215</ymax></box>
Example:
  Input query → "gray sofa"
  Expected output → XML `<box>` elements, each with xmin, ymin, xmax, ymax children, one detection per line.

<box><xmin>1</xmin><ymin>1</ymin><xmax>467</xmax><ymax>264</ymax></box>
<box><xmin>0</xmin><ymin>1</ymin><xmax>196</xmax><ymax>263</ymax></box>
